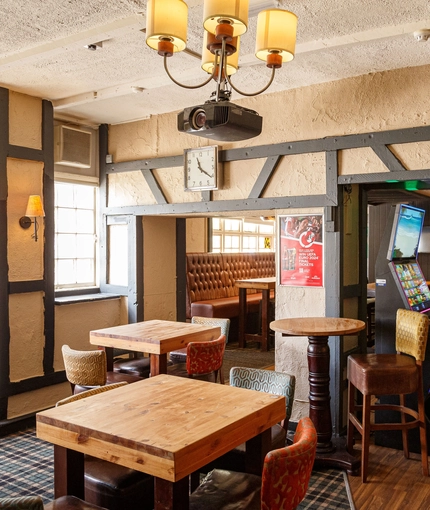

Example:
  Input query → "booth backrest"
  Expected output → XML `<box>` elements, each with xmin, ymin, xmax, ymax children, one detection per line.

<box><xmin>185</xmin><ymin>252</ymin><xmax>276</xmax><ymax>319</ymax></box>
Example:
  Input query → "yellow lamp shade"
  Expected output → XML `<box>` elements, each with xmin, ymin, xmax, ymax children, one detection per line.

<box><xmin>201</xmin><ymin>32</ymin><xmax>240</xmax><ymax>75</ymax></box>
<box><xmin>146</xmin><ymin>0</ymin><xmax>188</xmax><ymax>53</ymax></box>
<box><xmin>255</xmin><ymin>9</ymin><xmax>298</xmax><ymax>64</ymax></box>
<box><xmin>25</xmin><ymin>195</ymin><xmax>45</xmax><ymax>217</ymax></box>
<box><xmin>203</xmin><ymin>0</ymin><xmax>249</xmax><ymax>38</ymax></box>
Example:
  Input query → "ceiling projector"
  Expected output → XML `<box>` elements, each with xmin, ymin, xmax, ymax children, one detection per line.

<box><xmin>177</xmin><ymin>101</ymin><xmax>262</xmax><ymax>141</ymax></box>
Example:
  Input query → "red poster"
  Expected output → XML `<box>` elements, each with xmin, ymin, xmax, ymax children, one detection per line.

<box><xmin>279</xmin><ymin>215</ymin><xmax>324</xmax><ymax>287</ymax></box>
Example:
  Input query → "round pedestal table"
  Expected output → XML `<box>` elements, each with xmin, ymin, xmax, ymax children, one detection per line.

<box><xmin>270</xmin><ymin>317</ymin><xmax>365</xmax><ymax>475</ymax></box>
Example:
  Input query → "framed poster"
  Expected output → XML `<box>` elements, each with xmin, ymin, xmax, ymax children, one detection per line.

<box><xmin>279</xmin><ymin>214</ymin><xmax>324</xmax><ymax>287</ymax></box>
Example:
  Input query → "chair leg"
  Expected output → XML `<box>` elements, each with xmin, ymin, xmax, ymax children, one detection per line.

<box><xmin>347</xmin><ymin>381</ymin><xmax>356</xmax><ymax>454</ymax></box>
<box><xmin>361</xmin><ymin>394</ymin><xmax>372</xmax><ymax>483</ymax></box>
<box><xmin>399</xmin><ymin>393</ymin><xmax>409</xmax><ymax>459</ymax></box>
<box><xmin>417</xmin><ymin>376</ymin><xmax>429</xmax><ymax>477</ymax></box>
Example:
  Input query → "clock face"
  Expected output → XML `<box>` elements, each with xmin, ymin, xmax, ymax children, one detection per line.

<box><xmin>184</xmin><ymin>146</ymin><xmax>219</xmax><ymax>191</ymax></box>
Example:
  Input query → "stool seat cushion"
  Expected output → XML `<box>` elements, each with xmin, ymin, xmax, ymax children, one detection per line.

<box><xmin>45</xmin><ymin>496</ymin><xmax>108</xmax><ymax>510</ymax></box>
<box><xmin>189</xmin><ymin>469</ymin><xmax>261</xmax><ymax>510</ymax></box>
<box><xmin>74</xmin><ymin>372</ymin><xmax>143</xmax><ymax>395</ymax></box>
<box><xmin>348</xmin><ymin>353</ymin><xmax>418</xmax><ymax>395</ymax></box>
<box><xmin>113</xmin><ymin>357</ymin><xmax>150</xmax><ymax>378</ymax></box>
<box><xmin>169</xmin><ymin>347</ymin><xmax>187</xmax><ymax>364</ymax></box>
<box><xmin>85</xmin><ymin>457</ymin><xmax>154</xmax><ymax>510</ymax></box>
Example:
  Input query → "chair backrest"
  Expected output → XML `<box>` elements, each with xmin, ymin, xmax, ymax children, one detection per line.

<box><xmin>56</xmin><ymin>382</ymin><xmax>128</xmax><ymax>406</ymax></box>
<box><xmin>261</xmin><ymin>416</ymin><xmax>317</xmax><ymax>510</ymax></box>
<box><xmin>396</xmin><ymin>308</ymin><xmax>429</xmax><ymax>362</ymax></box>
<box><xmin>230</xmin><ymin>367</ymin><xmax>295</xmax><ymax>431</ymax></box>
<box><xmin>191</xmin><ymin>316</ymin><xmax>230</xmax><ymax>343</ymax></box>
<box><xmin>61</xmin><ymin>344</ymin><xmax>107</xmax><ymax>387</ymax></box>
<box><xmin>0</xmin><ymin>496</ymin><xmax>44</xmax><ymax>509</ymax></box>
<box><xmin>186</xmin><ymin>334</ymin><xmax>226</xmax><ymax>376</ymax></box>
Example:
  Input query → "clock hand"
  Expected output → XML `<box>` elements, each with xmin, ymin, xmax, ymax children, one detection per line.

<box><xmin>196</xmin><ymin>159</ymin><xmax>213</xmax><ymax>178</ymax></box>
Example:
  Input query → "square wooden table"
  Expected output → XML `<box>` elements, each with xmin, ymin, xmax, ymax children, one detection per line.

<box><xmin>90</xmin><ymin>319</ymin><xmax>221</xmax><ymax>376</ymax></box>
<box><xmin>36</xmin><ymin>375</ymin><xmax>285</xmax><ymax>510</ymax></box>
<box><xmin>235</xmin><ymin>277</ymin><xmax>276</xmax><ymax>352</ymax></box>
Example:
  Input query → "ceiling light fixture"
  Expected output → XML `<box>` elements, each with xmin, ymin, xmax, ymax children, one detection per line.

<box><xmin>145</xmin><ymin>0</ymin><xmax>297</xmax><ymax>102</ymax></box>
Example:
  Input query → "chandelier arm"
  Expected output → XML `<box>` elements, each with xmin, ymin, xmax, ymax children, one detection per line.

<box><xmin>163</xmin><ymin>54</ymin><xmax>217</xmax><ymax>89</ymax></box>
<box><xmin>225</xmin><ymin>66</ymin><xmax>277</xmax><ymax>97</ymax></box>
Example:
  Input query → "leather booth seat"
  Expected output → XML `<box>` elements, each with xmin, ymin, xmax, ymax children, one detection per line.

<box><xmin>186</xmin><ymin>252</ymin><xmax>275</xmax><ymax>321</ymax></box>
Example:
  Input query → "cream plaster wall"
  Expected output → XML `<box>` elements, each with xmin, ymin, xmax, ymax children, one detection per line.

<box><xmin>9</xmin><ymin>91</ymin><xmax>42</xmax><ymax>150</ymax></box>
<box><xmin>186</xmin><ymin>218</ymin><xmax>207</xmax><ymax>252</ymax></box>
<box><xmin>8</xmin><ymin>382</ymin><xmax>70</xmax><ymax>419</ymax></box>
<box><xmin>142</xmin><ymin>217</ymin><xmax>177</xmax><ymax>321</ymax></box>
<box><xmin>7</xmin><ymin>159</ymin><xmax>45</xmax><ymax>280</ymax></box>
<box><xmin>9</xmin><ymin>292</ymin><xmax>45</xmax><ymax>382</ymax></box>
<box><xmin>54</xmin><ymin>298</ymin><xmax>123</xmax><ymax>371</ymax></box>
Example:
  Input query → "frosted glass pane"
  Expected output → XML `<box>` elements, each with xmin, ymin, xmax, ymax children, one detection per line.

<box><xmin>57</xmin><ymin>234</ymin><xmax>77</xmax><ymax>258</ymax></box>
<box><xmin>76</xmin><ymin>210</ymin><xmax>94</xmax><ymax>233</ymax></box>
<box><xmin>56</xmin><ymin>259</ymin><xmax>75</xmax><ymax>285</ymax></box>
<box><xmin>76</xmin><ymin>234</ymin><xmax>95</xmax><ymax>258</ymax></box>
<box><xmin>57</xmin><ymin>209</ymin><xmax>76</xmax><ymax>233</ymax></box>
<box><xmin>76</xmin><ymin>259</ymin><xmax>94</xmax><ymax>284</ymax></box>
<box><xmin>109</xmin><ymin>224</ymin><xmax>128</xmax><ymax>286</ymax></box>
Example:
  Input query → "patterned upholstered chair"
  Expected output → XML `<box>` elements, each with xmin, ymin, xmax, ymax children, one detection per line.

<box><xmin>347</xmin><ymin>308</ymin><xmax>429</xmax><ymax>482</ymax></box>
<box><xmin>0</xmin><ymin>495</ymin><xmax>107</xmax><ymax>509</ymax></box>
<box><xmin>169</xmin><ymin>317</ymin><xmax>230</xmax><ymax>363</ymax></box>
<box><xmin>189</xmin><ymin>417</ymin><xmax>317</xmax><ymax>510</ymax></box>
<box><xmin>56</xmin><ymin>384</ymin><xmax>154</xmax><ymax>510</ymax></box>
<box><xmin>168</xmin><ymin>334</ymin><xmax>226</xmax><ymax>383</ymax></box>
<box><xmin>61</xmin><ymin>345</ymin><xmax>141</xmax><ymax>394</ymax></box>
<box><xmin>204</xmin><ymin>367</ymin><xmax>295</xmax><ymax>473</ymax></box>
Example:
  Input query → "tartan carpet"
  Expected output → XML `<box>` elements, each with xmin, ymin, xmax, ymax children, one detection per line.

<box><xmin>0</xmin><ymin>428</ymin><xmax>355</xmax><ymax>509</ymax></box>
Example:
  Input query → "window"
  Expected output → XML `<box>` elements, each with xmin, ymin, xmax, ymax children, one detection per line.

<box><xmin>211</xmin><ymin>217</ymin><xmax>275</xmax><ymax>253</ymax></box>
<box><xmin>55</xmin><ymin>182</ymin><xmax>98</xmax><ymax>290</ymax></box>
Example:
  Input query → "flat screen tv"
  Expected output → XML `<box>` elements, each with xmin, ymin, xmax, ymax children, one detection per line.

<box><xmin>390</xmin><ymin>261</ymin><xmax>430</xmax><ymax>313</ymax></box>
<box><xmin>386</xmin><ymin>204</ymin><xmax>425</xmax><ymax>261</ymax></box>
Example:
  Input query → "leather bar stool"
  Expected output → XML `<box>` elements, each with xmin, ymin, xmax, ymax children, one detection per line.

<box><xmin>347</xmin><ymin>308</ymin><xmax>429</xmax><ymax>482</ymax></box>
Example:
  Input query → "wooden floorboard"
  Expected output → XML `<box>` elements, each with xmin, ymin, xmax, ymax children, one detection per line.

<box><xmin>348</xmin><ymin>439</ymin><xmax>430</xmax><ymax>509</ymax></box>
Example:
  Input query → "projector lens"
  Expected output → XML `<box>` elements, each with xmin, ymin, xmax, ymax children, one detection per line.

<box><xmin>191</xmin><ymin>108</ymin><xmax>206</xmax><ymax>129</ymax></box>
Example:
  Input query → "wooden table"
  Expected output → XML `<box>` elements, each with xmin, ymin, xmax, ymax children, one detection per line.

<box><xmin>235</xmin><ymin>277</ymin><xmax>276</xmax><ymax>352</ymax></box>
<box><xmin>270</xmin><ymin>317</ymin><xmax>365</xmax><ymax>474</ymax></box>
<box><xmin>36</xmin><ymin>375</ymin><xmax>285</xmax><ymax>510</ymax></box>
<box><xmin>90</xmin><ymin>319</ymin><xmax>221</xmax><ymax>377</ymax></box>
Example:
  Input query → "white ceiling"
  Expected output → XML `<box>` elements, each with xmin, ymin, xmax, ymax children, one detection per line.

<box><xmin>2</xmin><ymin>0</ymin><xmax>430</xmax><ymax>126</ymax></box>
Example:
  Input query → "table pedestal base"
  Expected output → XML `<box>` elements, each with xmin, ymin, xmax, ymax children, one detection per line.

<box><xmin>314</xmin><ymin>436</ymin><xmax>360</xmax><ymax>475</ymax></box>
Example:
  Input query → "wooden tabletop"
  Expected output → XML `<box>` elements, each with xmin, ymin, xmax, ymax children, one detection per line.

<box><xmin>36</xmin><ymin>375</ymin><xmax>285</xmax><ymax>482</ymax></box>
<box><xmin>235</xmin><ymin>277</ymin><xmax>276</xmax><ymax>290</ymax></box>
<box><xmin>89</xmin><ymin>319</ymin><xmax>221</xmax><ymax>355</ymax></box>
<box><xmin>270</xmin><ymin>317</ymin><xmax>366</xmax><ymax>337</ymax></box>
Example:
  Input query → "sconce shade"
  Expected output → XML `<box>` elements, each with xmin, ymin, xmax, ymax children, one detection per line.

<box><xmin>201</xmin><ymin>32</ymin><xmax>240</xmax><ymax>75</ymax></box>
<box><xmin>203</xmin><ymin>0</ymin><xmax>249</xmax><ymax>38</ymax></box>
<box><xmin>25</xmin><ymin>195</ymin><xmax>45</xmax><ymax>217</ymax></box>
<box><xmin>146</xmin><ymin>0</ymin><xmax>188</xmax><ymax>54</ymax></box>
<box><xmin>255</xmin><ymin>9</ymin><xmax>298</xmax><ymax>64</ymax></box>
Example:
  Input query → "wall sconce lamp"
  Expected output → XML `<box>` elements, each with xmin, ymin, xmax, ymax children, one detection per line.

<box><xmin>19</xmin><ymin>195</ymin><xmax>45</xmax><ymax>242</ymax></box>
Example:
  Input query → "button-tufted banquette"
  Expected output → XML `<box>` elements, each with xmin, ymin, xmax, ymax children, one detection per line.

<box><xmin>186</xmin><ymin>252</ymin><xmax>275</xmax><ymax>320</ymax></box>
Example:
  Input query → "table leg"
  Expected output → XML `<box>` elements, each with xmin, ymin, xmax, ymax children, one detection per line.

<box><xmin>150</xmin><ymin>353</ymin><xmax>168</xmax><ymax>377</ymax></box>
<box><xmin>260</xmin><ymin>289</ymin><xmax>269</xmax><ymax>352</ymax></box>
<box><xmin>104</xmin><ymin>346</ymin><xmax>114</xmax><ymax>371</ymax></box>
<box><xmin>245</xmin><ymin>428</ymin><xmax>271</xmax><ymax>475</ymax></box>
<box><xmin>54</xmin><ymin>445</ymin><xmax>85</xmax><ymax>499</ymax></box>
<box><xmin>307</xmin><ymin>335</ymin><xmax>360</xmax><ymax>475</ymax></box>
<box><xmin>154</xmin><ymin>477</ymin><xmax>189</xmax><ymax>510</ymax></box>
<box><xmin>238</xmin><ymin>287</ymin><xmax>247</xmax><ymax>348</ymax></box>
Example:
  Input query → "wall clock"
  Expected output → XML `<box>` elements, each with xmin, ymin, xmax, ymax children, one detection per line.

<box><xmin>184</xmin><ymin>145</ymin><xmax>221</xmax><ymax>191</ymax></box>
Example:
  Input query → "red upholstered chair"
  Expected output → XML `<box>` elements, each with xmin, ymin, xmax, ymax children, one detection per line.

<box><xmin>189</xmin><ymin>417</ymin><xmax>317</xmax><ymax>510</ymax></box>
<box><xmin>168</xmin><ymin>334</ymin><xmax>226</xmax><ymax>383</ymax></box>
<box><xmin>347</xmin><ymin>308</ymin><xmax>429</xmax><ymax>482</ymax></box>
